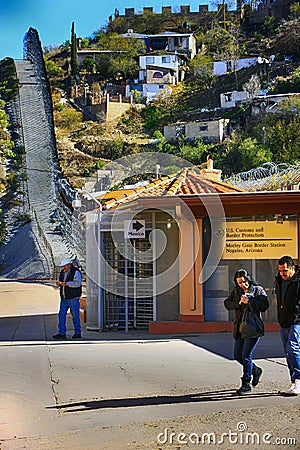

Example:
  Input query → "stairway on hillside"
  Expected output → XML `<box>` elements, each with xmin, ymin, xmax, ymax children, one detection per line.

<box><xmin>13</xmin><ymin>60</ymin><xmax>78</xmax><ymax>273</ymax></box>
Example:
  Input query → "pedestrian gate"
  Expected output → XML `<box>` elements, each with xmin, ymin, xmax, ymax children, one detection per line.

<box><xmin>103</xmin><ymin>232</ymin><xmax>154</xmax><ymax>330</ymax></box>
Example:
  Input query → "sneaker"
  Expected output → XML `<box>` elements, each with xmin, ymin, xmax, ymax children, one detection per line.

<box><xmin>283</xmin><ymin>382</ymin><xmax>295</xmax><ymax>395</ymax></box>
<box><xmin>291</xmin><ymin>379</ymin><xmax>300</xmax><ymax>395</ymax></box>
<box><xmin>72</xmin><ymin>333</ymin><xmax>81</xmax><ymax>339</ymax></box>
<box><xmin>252</xmin><ymin>367</ymin><xmax>263</xmax><ymax>387</ymax></box>
<box><xmin>52</xmin><ymin>333</ymin><xmax>66</xmax><ymax>340</ymax></box>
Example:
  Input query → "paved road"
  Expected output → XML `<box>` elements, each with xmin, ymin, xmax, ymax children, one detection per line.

<box><xmin>0</xmin><ymin>280</ymin><xmax>298</xmax><ymax>449</ymax></box>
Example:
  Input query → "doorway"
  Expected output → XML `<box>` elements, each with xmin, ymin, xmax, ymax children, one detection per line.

<box><xmin>103</xmin><ymin>232</ymin><xmax>154</xmax><ymax>330</ymax></box>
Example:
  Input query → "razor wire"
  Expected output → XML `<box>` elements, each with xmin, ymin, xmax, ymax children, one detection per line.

<box><xmin>226</xmin><ymin>162</ymin><xmax>300</xmax><ymax>191</ymax></box>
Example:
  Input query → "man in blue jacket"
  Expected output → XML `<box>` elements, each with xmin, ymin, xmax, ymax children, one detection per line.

<box><xmin>275</xmin><ymin>255</ymin><xmax>300</xmax><ymax>395</ymax></box>
<box><xmin>53</xmin><ymin>258</ymin><xmax>82</xmax><ymax>340</ymax></box>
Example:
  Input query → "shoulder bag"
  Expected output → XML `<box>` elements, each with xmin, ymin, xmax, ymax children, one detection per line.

<box><xmin>239</xmin><ymin>304</ymin><xmax>264</xmax><ymax>339</ymax></box>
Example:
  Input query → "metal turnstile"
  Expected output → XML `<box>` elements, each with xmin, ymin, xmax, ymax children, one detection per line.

<box><xmin>103</xmin><ymin>232</ymin><xmax>153</xmax><ymax>330</ymax></box>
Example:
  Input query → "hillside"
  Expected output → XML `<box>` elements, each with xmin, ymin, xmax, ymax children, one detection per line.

<box><xmin>0</xmin><ymin>5</ymin><xmax>299</xmax><ymax>276</ymax></box>
<box><xmin>39</xmin><ymin>6</ymin><xmax>300</xmax><ymax>187</ymax></box>
<box><xmin>2</xmin><ymin>5</ymin><xmax>300</xmax><ymax>194</ymax></box>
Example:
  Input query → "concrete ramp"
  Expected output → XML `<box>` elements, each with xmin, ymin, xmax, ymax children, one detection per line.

<box><xmin>0</xmin><ymin>223</ymin><xmax>52</xmax><ymax>279</ymax></box>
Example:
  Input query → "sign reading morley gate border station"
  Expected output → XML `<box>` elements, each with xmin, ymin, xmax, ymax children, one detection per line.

<box><xmin>222</xmin><ymin>220</ymin><xmax>298</xmax><ymax>260</ymax></box>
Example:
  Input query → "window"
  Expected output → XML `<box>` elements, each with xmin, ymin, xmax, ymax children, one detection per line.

<box><xmin>130</xmin><ymin>85</ymin><xmax>142</xmax><ymax>92</ymax></box>
<box><xmin>146</xmin><ymin>57</ymin><xmax>154</xmax><ymax>64</ymax></box>
<box><xmin>225</xmin><ymin>93</ymin><xmax>232</xmax><ymax>102</ymax></box>
<box><xmin>182</xmin><ymin>38</ymin><xmax>188</xmax><ymax>49</ymax></box>
<box><xmin>199</xmin><ymin>125</ymin><xmax>208</xmax><ymax>132</ymax></box>
<box><xmin>176</xmin><ymin>124</ymin><xmax>185</xmax><ymax>138</ymax></box>
<box><xmin>226</xmin><ymin>61</ymin><xmax>233</xmax><ymax>73</ymax></box>
<box><xmin>162</xmin><ymin>56</ymin><xmax>170</xmax><ymax>64</ymax></box>
<box><xmin>153</xmin><ymin>71</ymin><xmax>163</xmax><ymax>78</ymax></box>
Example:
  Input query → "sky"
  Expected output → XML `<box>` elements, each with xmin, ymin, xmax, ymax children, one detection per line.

<box><xmin>0</xmin><ymin>0</ymin><xmax>212</xmax><ymax>61</ymax></box>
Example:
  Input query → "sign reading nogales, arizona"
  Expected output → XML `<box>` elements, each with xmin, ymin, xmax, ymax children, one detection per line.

<box><xmin>222</xmin><ymin>220</ymin><xmax>298</xmax><ymax>259</ymax></box>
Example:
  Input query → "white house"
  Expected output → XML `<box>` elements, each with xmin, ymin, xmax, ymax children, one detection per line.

<box><xmin>195</xmin><ymin>56</ymin><xmax>271</xmax><ymax>77</ymax></box>
<box><xmin>212</xmin><ymin>57</ymin><xmax>259</xmax><ymax>76</ymax></box>
<box><xmin>126</xmin><ymin>53</ymin><xmax>187</xmax><ymax>102</ymax></box>
<box><xmin>138</xmin><ymin>53</ymin><xmax>187</xmax><ymax>83</ymax></box>
<box><xmin>220</xmin><ymin>91</ymin><xmax>250</xmax><ymax>108</ymax></box>
<box><xmin>220</xmin><ymin>89</ymin><xmax>264</xmax><ymax>108</ymax></box>
<box><xmin>147</xmin><ymin>32</ymin><xmax>197</xmax><ymax>59</ymax></box>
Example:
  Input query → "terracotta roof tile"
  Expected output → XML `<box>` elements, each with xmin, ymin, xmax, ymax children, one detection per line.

<box><xmin>98</xmin><ymin>168</ymin><xmax>243</xmax><ymax>209</ymax></box>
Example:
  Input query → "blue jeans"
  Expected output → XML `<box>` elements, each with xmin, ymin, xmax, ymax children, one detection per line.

<box><xmin>280</xmin><ymin>324</ymin><xmax>300</xmax><ymax>382</ymax></box>
<box><xmin>234</xmin><ymin>334</ymin><xmax>260</xmax><ymax>380</ymax></box>
<box><xmin>58</xmin><ymin>297</ymin><xmax>81</xmax><ymax>335</ymax></box>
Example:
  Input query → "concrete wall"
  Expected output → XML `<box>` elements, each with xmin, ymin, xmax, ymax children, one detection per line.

<box><xmin>106</xmin><ymin>98</ymin><xmax>132</xmax><ymax>122</ymax></box>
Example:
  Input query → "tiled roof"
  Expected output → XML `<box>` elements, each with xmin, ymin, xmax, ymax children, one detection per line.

<box><xmin>99</xmin><ymin>168</ymin><xmax>244</xmax><ymax>210</ymax></box>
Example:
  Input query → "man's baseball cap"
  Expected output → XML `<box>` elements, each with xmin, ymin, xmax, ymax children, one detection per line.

<box><xmin>59</xmin><ymin>258</ymin><xmax>72</xmax><ymax>266</ymax></box>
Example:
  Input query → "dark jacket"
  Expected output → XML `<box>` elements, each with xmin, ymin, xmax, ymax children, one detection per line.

<box><xmin>275</xmin><ymin>265</ymin><xmax>300</xmax><ymax>328</ymax></box>
<box><xmin>59</xmin><ymin>265</ymin><xmax>82</xmax><ymax>300</ymax></box>
<box><xmin>224</xmin><ymin>284</ymin><xmax>269</xmax><ymax>339</ymax></box>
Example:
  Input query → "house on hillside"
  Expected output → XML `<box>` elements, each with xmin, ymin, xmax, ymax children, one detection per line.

<box><xmin>194</xmin><ymin>56</ymin><xmax>271</xmax><ymax>77</ymax></box>
<box><xmin>121</xmin><ymin>29</ymin><xmax>197</xmax><ymax>59</ymax></box>
<box><xmin>220</xmin><ymin>89</ymin><xmax>264</xmax><ymax>108</ymax></box>
<box><xmin>164</xmin><ymin>118</ymin><xmax>231</xmax><ymax>143</ymax></box>
<box><xmin>126</xmin><ymin>52</ymin><xmax>188</xmax><ymax>102</ymax></box>
<box><xmin>147</xmin><ymin>32</ymin><xmax>197</xmax><ymax>59</ymax></box>
<box><xmin>138</xmin><ymin>53</ymin><xmax>187</xmax><ymax>82</ymax></box>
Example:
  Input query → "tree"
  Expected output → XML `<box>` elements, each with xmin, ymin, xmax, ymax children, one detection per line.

<box><xmin>59</xmin><ymin>40</ymin><xmax>71</xmax><ymax>52</ymax></box>
<box><xmin>92</xmin><ymin>32</ymin><xmax>145</xmax><ymax>80</ymax></box>
<box><xmin>221</xmin><ymin>136</ymin><xmax>272</xmax><ymax>174</ymax></box>
<box><xmin>189</xmin><ymin>54</ymin><xmax>215</xmax><ymax>88</ymax></box>
<box><xmin>79</xmin><ymin>38</ymin><xmax>90</xmax><ymax>49</ymax></box>
<box><xmin>268</xmin><ymin>117</ymin><xmax>300</xmax><ymax>163</ymax></box>
<box><xmin>237</xmin><ymin>137</ymin><xmax>272</xmax><ymax>169</ymax></box>
<box><xmin>106</xmin><ymin>9</ymin><xmax>193</xmax><ymax>35</ymax></box>
<box><xmin>44</xmin><ymin>59</ymin><xmax>63</xmax><ymax>78</ymax></box>
<box><xmin>54</xmin><ymin>108</ymin><xmax>82</xmax><ymax>131</ymax></box>
<box><xmin>0</xmin><ymin>57</ymin><xmax>19</xmax><ymax>101</ymax></box>
<box><xmin>203</xmin><ymin>26</ymin><xmax>237</xmax><ymax>60</ymax></box>
<box><xmin>179</xmin><ymin>138</ymin><xmax>213</xmax><ymax>165</ymax></box>
<box><xmin>259</xmin><ymin>97</ymin><xmax>300</xmax><ymax>163</ymax></box>
<box><xmin>70</xmin><ymin>22</ymin><xmax>79</xmax><ymax>80</ymax></box>
<box><xmin>276</xmin><ymin>95</ymin><xmax>300</xmax><ymax>118</ymax></box>
<box><xmin>154</xmin><ymin>84</ymin><xmax>184</xmax><ymax>122</ymax></box>
<box><xmin>83</xmin><ymin>57</ymin><xmax>95</xmax><ymax>73</ymax></box>
<box><xmin>290</xmin><ymin>2</ymin><xmax>300</xmax><ymax>19</ymax></box>
<box><xmin>0</xmin><ymin>100</ymin><xmax>14</xmax><ymax>161</ymax></box>
<box><xmin>141</xmin><ymin>105</ymin><xmax>165</xmax><ymax>132</ymax></box>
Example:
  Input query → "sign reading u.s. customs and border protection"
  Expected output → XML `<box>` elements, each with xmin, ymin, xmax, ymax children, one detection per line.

<box><xmin>124</xmin><ymin>219</ymin><xmax>146</xmax><ymax>239</ymax></box>
<box><xmin>222</xmin><ymin>220</ymin><xmax>298</xmax><ymax>260</ymax></box>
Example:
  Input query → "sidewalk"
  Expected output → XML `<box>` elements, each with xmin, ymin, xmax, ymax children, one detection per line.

<box><xmin>0</xmin><ymin>280</ymin><xmax>299</xmax><ymax>449</ymax></box>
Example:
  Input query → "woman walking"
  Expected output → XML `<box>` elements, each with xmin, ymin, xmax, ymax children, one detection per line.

<box><xmin>224</xmin><ymin>269</ymin><xmax>269</xmax><ymax>395</ymax></box>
